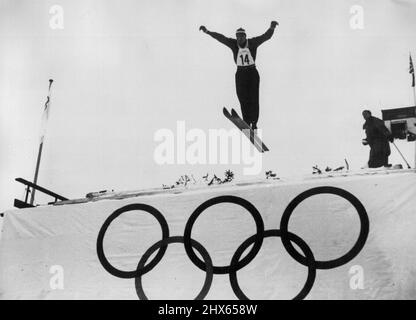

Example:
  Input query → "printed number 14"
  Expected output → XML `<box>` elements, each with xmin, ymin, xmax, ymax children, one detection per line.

<box><xmin>240</xmin><ymin>54</ymin><xmax>250</xmax><ymax>65</ymax></box>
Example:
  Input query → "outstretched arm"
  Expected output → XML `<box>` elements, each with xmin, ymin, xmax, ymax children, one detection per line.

<box><xmin>251</xmin><ymin>21</ymin><xmax>279</xmax><ymax>47</ymax></box>
<box><xmin>199</xmin><ymin>25</ymin><xmax>235</xmax><ymax>49</ymax></box>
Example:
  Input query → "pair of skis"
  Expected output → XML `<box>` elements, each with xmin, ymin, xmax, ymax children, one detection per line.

<box><xmin>223</xmin><ymin>107</ymin><xmax>269</xmax><ymax>153</ymax></box>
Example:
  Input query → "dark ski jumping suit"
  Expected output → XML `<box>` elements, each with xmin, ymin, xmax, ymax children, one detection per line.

<box><xmin>205</xmin><ymin>28</ymin><xmax>275</xmax><ymax>128</ymax></box>
<box><xmin>363</xmin><ymin>116</ymin><xmax>392</xmax><ymax>168</ymax></box>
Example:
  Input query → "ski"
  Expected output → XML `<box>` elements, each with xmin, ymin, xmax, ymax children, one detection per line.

<box><xmin>223</xmin><ymin>107</ymin><xmax>269</xmax><ymax>152</ymax></box>
<box><xmin>223</xmin><ymin>107</ymin><xmax>267</xmax><ymax>152</ymax></box>
<box><xmin>230</xmin><ymin>108</ymin><xmax>269</xmax><ymax>152</ymax></box>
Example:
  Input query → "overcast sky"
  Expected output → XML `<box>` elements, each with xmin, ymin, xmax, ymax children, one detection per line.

<box><xmin>1</xmin><ymin>0</ymin><xmax>416</xmax><ymax>212</ymax></box>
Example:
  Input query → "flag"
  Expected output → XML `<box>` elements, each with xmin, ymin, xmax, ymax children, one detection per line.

<box><xmin>39</xmin><ymin>80</ymin><xmax>53</xmax><ymax>143</ymax></box>
<box><xmin>410</xmin><ymin>54</ymin><xmax>415</xmax><ymax>88</ymax></box>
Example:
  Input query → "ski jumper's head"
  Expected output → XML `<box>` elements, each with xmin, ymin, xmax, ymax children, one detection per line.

<box><xmin>236</xmin><ymin>28</ymin><xmax>247</xmax><ymax>47</ymax></box>
<box><xmin>362</xmin><ymin>110</ymin><xmax>372</xmax><ymax>121</ymax></box>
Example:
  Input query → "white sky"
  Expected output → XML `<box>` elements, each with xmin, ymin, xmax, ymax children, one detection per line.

<box><xmin>1</xmin><ymin>0</ymin><xmax>416</xmax><ymax>212</ymax></box>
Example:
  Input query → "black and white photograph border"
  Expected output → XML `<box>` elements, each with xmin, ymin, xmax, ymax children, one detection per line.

<box><xmin>1</xmin><ymin>0</ymin><xmax>416</xmax><ymax>303</ymax></box>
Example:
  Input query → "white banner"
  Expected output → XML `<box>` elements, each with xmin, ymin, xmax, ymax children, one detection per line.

<box><xmin>1</xmin><ymin>171</ymin><xmax>416</xmax><ymax>299</ymax></box>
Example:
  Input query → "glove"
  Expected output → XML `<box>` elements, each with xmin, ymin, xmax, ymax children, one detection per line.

<box><xmin>199</xmin><ymin>25</ymin><xmax>207</xmax><ymax>33</ymax></box>
<box><xmin>270</xmin><ymin>21</ymin><xmax>279</xmax><ymax>29</ymax></box>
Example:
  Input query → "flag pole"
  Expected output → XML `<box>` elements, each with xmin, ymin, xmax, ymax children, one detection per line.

<box><xmin>411</xmin><ymin>53</ymin><xmax>416</xmax><ymax>169</ymax></box>
<box><xmin>30</xmin><ymin>79</ymin><xmax>53</xmax><ymax>206</ymax></box>
<box><xmin>413</xmin><ymin>84</ymin><xmax>416</xmax><ymax>169</ymax></box>
<box><xmin>411</xmin><ymin>52</ymin><xmax>416</xmax><ymax>104</ymax></box>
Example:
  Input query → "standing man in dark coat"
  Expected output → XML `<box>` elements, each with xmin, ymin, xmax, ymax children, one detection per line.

<box><xmin>199</xmin><ymin>21</ymin><xmax>278</xmax><ymax>130</ymax></box>
<box><xmin>362</xmin><ymin>110</ymin><xmax>393</xmax><ymax>168</ymax></box>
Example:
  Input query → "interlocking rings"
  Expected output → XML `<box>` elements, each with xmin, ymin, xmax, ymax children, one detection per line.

<box><xmin>184</xmin><ymin>195</ymin><xmax>264</xmax><ymax>274</ymax></box>
<box><xmin>96</xmin><ymin>186</ymin><xmax>369</xmax><ymax>300</ymax></box>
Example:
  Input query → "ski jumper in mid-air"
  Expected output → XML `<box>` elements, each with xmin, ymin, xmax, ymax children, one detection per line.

<box><xmin>200</xmin><ymin>21</ymin><xmax>278</xmax><ymax>130</ymax></box>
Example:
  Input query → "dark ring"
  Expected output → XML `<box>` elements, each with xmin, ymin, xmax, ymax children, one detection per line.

<box><xmin>229</xmin><ymin>229</ymin><xmax>316</xmax><ymax>300</ymax></box>
<box><xmin>96</xmin><ymin>203</ymin><xmax>169</xmax><ymax>278</ymax></box>
<box><xmin>135</xmin><ymin>236</ymin><xmax>213</xmax><ymax>300</ymax></box>
<box><xmin>280</xmin><ymin>186</ymin><xmax>369</xmax><ymax>270</ymax></box>
<box><xmin>183</xmin><ymin>195</ymin><xmax>264</xmax><ymax>274</ymax></box>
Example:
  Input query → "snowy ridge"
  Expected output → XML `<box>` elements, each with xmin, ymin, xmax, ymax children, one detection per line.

<box><xmin>52</xmin><ymin>168</ymin><xmax>416</xmax><ymax>206</ymax></box>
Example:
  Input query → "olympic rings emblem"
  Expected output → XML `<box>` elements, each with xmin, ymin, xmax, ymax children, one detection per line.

<box><xmin>96</xmin><ymin>186</ymin><xmax>369</xmax><ymax>300</ymax></box>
